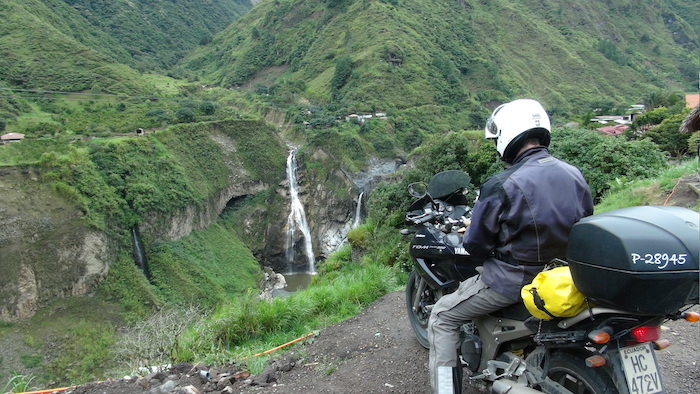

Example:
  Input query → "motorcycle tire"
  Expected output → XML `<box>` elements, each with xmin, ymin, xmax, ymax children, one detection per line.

<box><xmin>547</xmin><ymin>351</ymin><xmax>618</xmax><ymax>394</ymax></box>
<box><xmin>406</xmin><ymin>270</ymin><xmax>441</xmax><ymax>349</ymax></box>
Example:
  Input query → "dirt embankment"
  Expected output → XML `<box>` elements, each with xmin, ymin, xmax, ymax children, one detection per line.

<box><xmin>54</xmin><ymin>291</ymin><xmax>699</xmax><ymax>394</ymax></box>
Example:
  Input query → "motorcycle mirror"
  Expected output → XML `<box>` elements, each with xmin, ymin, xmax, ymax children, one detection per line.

<box><xmin>408</xmin><ymin>182</ymin><xmax>428</xmax><ymax>198</ymax></box>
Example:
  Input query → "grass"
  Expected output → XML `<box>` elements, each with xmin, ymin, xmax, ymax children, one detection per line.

<box><xmin>178</xmin><ymin>260</ymin><xmax>403</xmax><ymax>373</ymax></box>
<box><xmin>2</xmin><ymin>374</ymin><xmax>38</xmax><ymax>393</ymax></box>
<box><xmin>142</xmin><ymin>74</ymin><xmax>190</xmax><ymax>95</ymax></box>
<box><xmin>13</xmin><ymin>102</ymin><xmax>58</xmax><ymax>125</ymax></box>
<box><xmin>0</xmin><ymin>296</ymin><xmax>123</xmax><ymax>387</ymax></box>
<box><xmin>595</xmin><ymin>159</ymin><xmax>699</xmax><ymax>213</ymax></box>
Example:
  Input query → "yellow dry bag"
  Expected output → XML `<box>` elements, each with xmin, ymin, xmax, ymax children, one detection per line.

<box><xmin>521</xmin><ymin>266</ymin><xmax>587</xmax><ymax>320</ymax></box>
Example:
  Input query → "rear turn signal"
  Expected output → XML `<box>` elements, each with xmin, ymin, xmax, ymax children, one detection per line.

<box><xmin>653</xmin><ymin>339</ymin><xmax>671</xmax><ymax>350</ymax></box>
<box><xmin>588</xmin><ymin>328</ymin><xmax>612</xmax><ymax>344</ymax></box>
<box><xmin>682</xmin><ymin>311</ymin><xmax>700</xmax><ymax>322</ymax></box>
<box><xmin>585</xmin><ymin>355</ymin><xmax>607</xmax><ymax>368</ymax></box>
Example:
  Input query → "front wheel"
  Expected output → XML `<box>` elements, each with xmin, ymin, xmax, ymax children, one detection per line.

<box><xmin>406</xmin><ymin>270</ymin><xmax>441</xmax><ymax>349</ymax></box>
<box><xmin>546</xmin><ymin>352</ymin><xmax>618</xmax><ymax>394</ymax></box>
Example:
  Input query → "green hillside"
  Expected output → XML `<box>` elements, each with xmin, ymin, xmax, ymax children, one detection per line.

<box><xmin>0</xmin><ymin>0</ymin><xmax>252</xmax><ymax>94</ymax></box>
<box><xmin>0</xmin><ymin>0</ymin><xmax>148</xmax><ymax>93</ymax></box>
<box><xmin>183</xmin><ymin>0</ymin><xmax>698</xmax><ymax>117</ymax></box>
<box><xmin>64</xmin><ymin>0</ymin><xmax>252</xmax><ymax>71</ymax></box>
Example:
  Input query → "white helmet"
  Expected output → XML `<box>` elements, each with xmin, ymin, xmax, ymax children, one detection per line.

<box><xmin>485</xmin><ymin>99</ymin><xmax>551</xmax><ymax>163</ymax></box>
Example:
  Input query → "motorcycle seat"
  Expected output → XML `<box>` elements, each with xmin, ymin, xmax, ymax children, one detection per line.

<box><xmin>491</xmin><ymin>301</ymin><xmax>532</xmax><ymax>321</ymax></box>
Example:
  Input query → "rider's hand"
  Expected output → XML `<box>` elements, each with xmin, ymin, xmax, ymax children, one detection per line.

<box><xmin>458</xmin><ymin>218</ymin><xmax>471</xmax><ymax>233</ymax></box>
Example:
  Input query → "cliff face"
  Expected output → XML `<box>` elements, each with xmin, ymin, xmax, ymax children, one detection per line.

<box><xmin>304</xmin><ymin>149</ymin><xmax>357</xmax><ymax>257</ymax></box>
<box><xmin>0</xmin><ymin>168</ymin><xmax>109</xmax><ymax>321</ymax></box>
<box><xmin>287</xmin><ymin>149</ymin><xmax>403</xmax><ymax>270</ymax></box>
<box><xmin>230</xmin><ymin>147</ymin><xmax>402</xmax><ymax>274</ymax></box>
<box><xmin>0</xmin><ymin>122</ymin><xmax>283</xmax><ymax>321</ymax></box>
<box><xmin>0</xmin><ymin>123</ymin><xmax>399</xmax><ymax>321</ymax></box>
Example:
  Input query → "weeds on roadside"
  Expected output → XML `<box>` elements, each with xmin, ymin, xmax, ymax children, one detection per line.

<box><xmin>113</xmin><ymin>306</ymin><xmax>203</xmax><ymax>375</ymax></box>
<box><xmin>178</xmin><ymin>261</ymin><xmax>403</xmax><ymax>373</ymax></box>
<box><xmin>596</xmin><ymin>160</ymin><xmax>698</xmax><ymax>213</ymax></box>
<box><xmin>2</xmin><ymin>373</ymin><xmax>37</xmax><ymax>393</ymax></box>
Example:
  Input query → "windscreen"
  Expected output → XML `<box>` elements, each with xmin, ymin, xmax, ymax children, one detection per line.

<box><xmin>427</xmin><ymin>170</ymin><xmax>470</xmax><ymax>199</ymax></box>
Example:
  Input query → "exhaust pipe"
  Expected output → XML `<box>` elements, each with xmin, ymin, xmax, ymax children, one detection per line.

<box><xmin>491</xmin><ymin>380</ymin><xmax>543</xmax><ymax>394</ymax></box>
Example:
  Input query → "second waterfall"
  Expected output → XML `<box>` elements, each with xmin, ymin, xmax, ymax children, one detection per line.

<box><xmin>285</xmin><ymin>149</ymin><xmax>316</xmax><ymax>274</ymax></box>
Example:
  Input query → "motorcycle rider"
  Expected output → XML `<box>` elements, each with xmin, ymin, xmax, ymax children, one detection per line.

<box><xmin>428</xmin><ymin>99</ymin><xmax>594</xmax><ymax>394</ymax></box>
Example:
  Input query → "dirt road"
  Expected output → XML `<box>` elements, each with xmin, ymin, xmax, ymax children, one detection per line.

<box><xmin>61</xmin><ymin>290</ymin><xmax>699</xmax><ymax>394</ymax></box>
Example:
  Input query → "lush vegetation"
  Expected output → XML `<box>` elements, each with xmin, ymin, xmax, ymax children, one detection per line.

<box><xmin>185</xmin><ymin>0</ymin><xmax>697</xmax><ymax>116</ymax></box>
<box><xmin>179</xmin><ymin>258</ymin><xmax>403</xmax><ymax>368</ymax></box>
<box><xmin>550</xmin><ymin>127</ymin><xmax>668</xmax><ymax>199</ymax></box>
<box><xmin>1</xmin><ymin>0</ymin><xmax>699</xmax><ymax>389</ymax></box>
<box><xmin>64</xmin><ymin>0</ymin><xmax>252</xmax><ymax>71</ymax></box>
<box><xmin>146</xmin><ymin>218</ymin><xmax>263</xmax><ymax>309</ymax></box>
<box><xmin>0</xmin><ymin>0</ymin><xmax>251</xmax><ymax>94</ymax></box>
<box><xmin>595</xmin><ymin>159</ymin><xmax>699</xmax><ymax>213</ymax></box>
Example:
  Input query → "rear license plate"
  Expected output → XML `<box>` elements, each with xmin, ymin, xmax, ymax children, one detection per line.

<box><xmin>621</xmin><ymin>342</ymin><xmax>664</xmax><ymax>394</ymax></box>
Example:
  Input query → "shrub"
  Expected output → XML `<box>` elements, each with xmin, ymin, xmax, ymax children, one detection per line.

<box><xmin>176</xmin><ymin>107</ymin><xmax>196</xmax><ymax>123</ymax></box>
<box><xmin>550</xmin><ymin>127</ymin><xmax>667</xmax><ymax>199</ymax></box>
<box><xmin>200</xmin><ymin>101</ymin><xmax>216</xmax><ymax>115</ymax></box>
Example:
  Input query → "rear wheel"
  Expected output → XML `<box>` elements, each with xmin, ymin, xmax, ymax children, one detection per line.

<box><xmin>406</xmin><ymin>270</ymin><xmax>441</xmax><ymax>348</ymax></box>
<box><xmin>547</xmin><ymin>352</ymin><xmax>618</xmax><ymax>394</ymax></box>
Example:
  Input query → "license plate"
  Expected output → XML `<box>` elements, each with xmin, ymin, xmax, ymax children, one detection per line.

<box><xmin>621</xmin><ymin>342</ymin><xmax>665</xmax><ymax>394</ymax></box>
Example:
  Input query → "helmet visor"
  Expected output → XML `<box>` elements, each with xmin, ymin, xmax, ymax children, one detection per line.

<box><xmin>484</xmin><ymin>103</ymin><xmax>505</xmax><ymax>139</ymax></box>
<box><xmin>485</xmin><ymin>116</ymin><xmax>498</xmax><ymax>138</ymax></box>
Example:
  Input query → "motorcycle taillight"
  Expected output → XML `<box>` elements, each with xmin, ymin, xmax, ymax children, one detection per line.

<box><xmin>630</xmin><ymin>325</ymin><xmax>661</xmax><ymax>343</ymax></box>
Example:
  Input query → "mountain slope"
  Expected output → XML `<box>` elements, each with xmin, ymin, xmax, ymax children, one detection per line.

<box><xmin>0</xmin><ymin>0</ymin><xmax>148</xmax><ymax>93</ymax></box>
<box><xmin>183</xmin><ymin>0</ymin><xmax>698</xmax><ymax>115</ymax></box>
<box><xmin>64</xmin><ymin>0</ymin><xmax>252</xmax><ymax>70</ymax></box>
<box><xmin>0</xmin><ymin>0</ymin><xmax>252</xmax><ymax>94</ymax></box>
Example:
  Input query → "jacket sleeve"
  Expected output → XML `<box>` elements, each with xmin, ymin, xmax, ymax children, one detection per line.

<box><xmin>463</xmin><ymin>180</ymin><xmax>505</xmax><ymax>259</ymax></box>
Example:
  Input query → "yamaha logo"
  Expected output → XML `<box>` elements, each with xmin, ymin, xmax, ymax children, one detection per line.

<box><xmin>454</xmin><ymin>247</ymin><xmax>469</xmax><ymax>255</ymax></box>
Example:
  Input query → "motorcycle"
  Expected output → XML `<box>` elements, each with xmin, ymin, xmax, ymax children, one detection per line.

<box><xmin>402</xmin><ymin>170</ymin><xmax>700</xmax><ymax>394</ymax></box>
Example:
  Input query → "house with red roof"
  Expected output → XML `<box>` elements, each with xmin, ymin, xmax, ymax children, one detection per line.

<box><xmin>596</xmin><ymin>124</ymin><xmax>629</xmax><ymax>136</ymax></box>
<box><xmin>0</xmin><ymin>132</ymin><xmax>25</xmax><ymax>143</ymax></box>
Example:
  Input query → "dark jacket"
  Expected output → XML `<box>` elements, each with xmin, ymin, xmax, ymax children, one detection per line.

<box><xmin>464</xmin><ymin>146</ymin><xmax>594</xmax><ymax>300</ymax></box>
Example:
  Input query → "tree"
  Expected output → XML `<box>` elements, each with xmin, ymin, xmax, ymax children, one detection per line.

<box><xmin>632</xmin><ymin>107</ymin><xmax>670</xmax><ymax>131</ymax></box>
<box><xmin>641</xmin><ymin>90</ymin><xmax>684</xmax><ymax>111</ymax></box>
<box><xmin>645</xmin><ymin>113</ymin><xmax>691</xmax><ymax>157</ymax></box>
<box><xmin>331</xmin><ymin>56</ymin><xmax>353</xmax><ymax>93</ymax></box>
<box><xmin>199</xmin><ymin>101</ymin><xmax>216</xmax><ymax>115</ymax></box>
<box><xmin>176</xmin><ymin>107</ymin><xmax>196</xmax><ymax>123</ymax></box>
<box><xmin>551</xmin><ymin>127</ymin><xmax>667</xmax><ymax>199</ymax></box>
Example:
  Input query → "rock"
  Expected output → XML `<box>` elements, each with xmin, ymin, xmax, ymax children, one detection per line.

<box><xmin>171</xmin><ymin>362</ymin><xmax>194</xmax><ymax>374</ymax></box>
<box><xmin>259</xmin><ymin>267</ymin><xmax>288</xmax><ymax>300</ymax></box>
<box><xmin>173</xmin><ymin>385</ymin><xmax>200</xmax><ymax>394</ymax></box>
<box><xmin>233</xmin><ymin>371</ymin><xmax>251</xmax><ymax>380</ymax></box>
<box><xmin>250</xmin><ymin>364</ymin><xmax>278</xmax><ymax>386</ymax></box>
<box><xmin>136</xmin><ymin>376</ymin><xmax>151</xmax><ymax>389</ymax></box>
<box><xmin>149</xmin><ymin>379</ymin><xmax>177</xmax><ymax>393</ymax></box>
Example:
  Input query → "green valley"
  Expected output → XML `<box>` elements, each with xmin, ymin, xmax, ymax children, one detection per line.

<box><xmin>0</xmin><ymin>0</ymin><xmax>698</xmax><ymax>390</ymax></box>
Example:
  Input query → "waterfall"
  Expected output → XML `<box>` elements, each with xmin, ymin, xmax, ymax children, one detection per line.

<box><xmin>131</xmin><ymin>225</ymin><xmax>150</xmax><ymax>279</ymax></box>
<box><xmin>285</xmin><ymin>149</ymin><xmax>316</xmax><ymax>273</ymax></box>
<box><xmin>353</xmin><ymin>191</ymin><xmax>364</xmax><ymax>228</ymax></box>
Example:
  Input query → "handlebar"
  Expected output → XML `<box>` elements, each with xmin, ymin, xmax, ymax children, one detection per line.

<box><xmin>408</xmin><ymin>211</ymin><xmax>437</xmax><ymax>225</ymax></box>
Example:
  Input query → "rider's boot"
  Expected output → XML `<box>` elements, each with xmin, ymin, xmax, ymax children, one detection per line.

<box><xmin>435</xmin><ymin>366</ymin><xmax>462</xmax><ymax>394</ymax></box>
